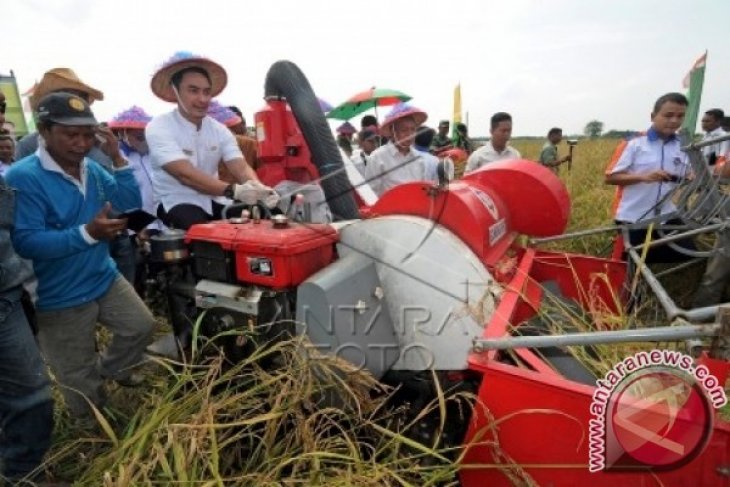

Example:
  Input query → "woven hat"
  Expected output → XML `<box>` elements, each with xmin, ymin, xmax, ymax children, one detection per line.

<box><xmin>151</xmin><ymin>51</ymin><xmax>227</xmax><ymax>103</ymax></box>
<box><xmin>380</xmin><ymin>103</ymin><xmax>428</xmax><ymax>138</ymax></box>
<box><xmin>108</xmin><ymin>105</ymin><xmax>152</xmax><ymax>130</ymax></box>
<box><xmin>30</xmin><ymin>68</ymin><xmax>104</xmax><ymax>111</ymax></box>
<box><xmin>207</xmin><ymin>100</ymin><xmax>242</xmax><ymax>127</ymax></box>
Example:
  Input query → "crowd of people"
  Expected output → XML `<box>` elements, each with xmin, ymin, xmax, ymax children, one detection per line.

<box><xmin>1</xmin><ymin>50</ymin><xmax>729</xmax><ymax>484</ymax></box>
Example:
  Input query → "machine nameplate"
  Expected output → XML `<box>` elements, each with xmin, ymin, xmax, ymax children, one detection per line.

<box><xmin>489</xmin><ymin>218</ymin><xmax>507</xmax><ymax>245</ymax></box>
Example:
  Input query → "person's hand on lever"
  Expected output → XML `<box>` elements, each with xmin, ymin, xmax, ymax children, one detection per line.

<box><xmin>232</xmin><ymin>180</ymin><xmax>281</xmax><ymax>208</ymax></box>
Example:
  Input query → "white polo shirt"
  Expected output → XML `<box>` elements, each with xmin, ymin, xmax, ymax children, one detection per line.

<box><xmin>701</xmin><ymin>127</ymin><xmax>730</xmax><ymax>163</ymax></box>
<box><xmin>608</xmin><ymin>130</ymin><xmax>689</xmax><ymax>223</ymax></box>
<box><xmin>146</xmin><ymin>109</ymin><xmax>243</xmax><ymax>215</ymax></box>
<box><xmin>465</xmin><ymin>141</ymin><xmax>521</xmax><ymax>172</ymax></box>
<box><xmin>364</xmin><ymin>142</ymin><xmax>427</xmax><ymax>197</ymax></box>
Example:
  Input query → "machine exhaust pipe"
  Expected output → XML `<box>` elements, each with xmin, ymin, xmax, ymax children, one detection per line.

<box><xmin>264</xmin><ymin>61</ymin><xmax>361</xmax><ymax>221</ymax></box>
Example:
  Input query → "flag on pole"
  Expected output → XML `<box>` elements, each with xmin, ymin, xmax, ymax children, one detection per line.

<box><xmin>0</xmin><ymin>71</ymin><xmax>31</xmax><ymax>137</ymax></box>
<box><xmin>681</xmin><ymin>51</ymin><xmax>707</xmax><ymax>136</ymax></box>
<box><xmin>451</xmin><ymin>83</ymin><xmax>462</xmax><ymax>139</ymax></box>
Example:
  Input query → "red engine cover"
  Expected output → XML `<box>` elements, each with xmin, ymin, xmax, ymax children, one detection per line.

<box><xmin>254</xmin><ymin>99</ymin><xmax>319</xmax><ymax>186</ymax></box>
<box><xmin>186</xmin><ymin>220</ymin><xmax>338</xmax><ymax>289</ymax></box>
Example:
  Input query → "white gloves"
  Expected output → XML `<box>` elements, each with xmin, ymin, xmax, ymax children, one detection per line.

<box><xmin>233</xmin><ymin>180</ymin><xmax>281</xmax><ymax>208</ymax></box>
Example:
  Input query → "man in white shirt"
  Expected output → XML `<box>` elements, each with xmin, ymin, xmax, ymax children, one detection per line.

<box><xmin>605</xmin><ymin>92</ymin><xmax>694</xmax><ymax>263</ymax></box>
<box><xmin>146</xmin><ymin>52</ymin><xmax>277</xmax><ymax>230</ymax></box>
<box><xmin>700</xmin><ymin>109</ymin><xmax>729</xmax><ymax>168</ymax></box>
<box><xmin>465</xmin><ymin>112</ymin><xmax>521</xmax><ymax>172</ymax></box>
<box><xmin>350</xmin><ymin>128</ymin><xmax>380</xmax><ymax>178</ymax></box>
<box><xmin>363</xmin><ymin>104</ymin><xmax>429</xmax><ymax>197</ymax></box>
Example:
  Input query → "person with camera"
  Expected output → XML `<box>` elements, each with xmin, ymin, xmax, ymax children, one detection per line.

<box><xmin>5</xmin><ymin>92</ymin><xmax>154</xmax><ymax>419</ymax></box>
<box><xmin>604</xmin><ymin>92</ymin><xmax>694</xmax><ymax>263</ymax></box>
<box><xmin>539</xmin><ymin>127</ymin><xmax>572</xmax><ymax>173</ymax></box>
<box><xmin>146</xmin><ymin>52</ymin><xmax>278</xmax><ymax>231</ymax></box>
<box><xmin>15</xmin><ymin>67</ymin><xmax>138</xmax><ymax>285</ymax></box>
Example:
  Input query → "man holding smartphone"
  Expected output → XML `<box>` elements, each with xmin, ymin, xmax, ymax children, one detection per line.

<box><xmin>605</xmin><ymin>92</ymin><xmax>694</xmax><ymax>262</ymax></box>
<box><xmin>6</xmin><ymin>92</ymin><xmax>154</xmax><ymax>419</ymax></box>
<box><xmin>15</xmin><ymin>67</ymin><xmax>138</xmax><ymax>285</ymax></box>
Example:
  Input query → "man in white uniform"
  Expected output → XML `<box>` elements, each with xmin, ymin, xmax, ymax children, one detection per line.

<box><xmin>146</xmin><ymin>52</ymin><xmax>278</xmax><ymax>230</ymax></box>
<box><xmin>700</xmin><ymin>109</ymin><xmax>729</xmax><ymax>168</ymax></box>
<box><xmin>364</xmin><ymin>104</ymin><xmax>429</xmax><ymax>197</ymax></box>
<box><xmin>465</xmin><ymin>112</ymin><xmax>521</xmax><ymax>172</ymax></box>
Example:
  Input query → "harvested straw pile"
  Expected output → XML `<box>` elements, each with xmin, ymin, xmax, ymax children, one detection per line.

<box><xmin>46</xmin><ymin>337</ymin><xmax>463</xmax><ymax>486</ymax></box>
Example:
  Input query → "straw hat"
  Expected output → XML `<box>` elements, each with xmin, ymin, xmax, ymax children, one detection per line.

<box><xmin>151</xmin><ymin>51</ymin><xmax>227</xmax><ymax>103</ymax></box>
<box><xmin>207</xmin><ymin>100</ymin><xmax>242</xmax><ymax>127</ymax></box>
<box><xmin>380</xmin><ymin>103</ymin><xmax>428</xmax><ymax>138</ymax></box>
<box><xmin>30</xmin><ymin>68</ymin><xmax>104</xmax><ymax>110</ymax></box>
<box><xmin>108</xmin><ymin>106</ymin><xmax>153</xmax><ymax>130</ymax></box>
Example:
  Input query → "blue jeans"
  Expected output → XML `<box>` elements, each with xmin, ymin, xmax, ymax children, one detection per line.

<box><xmin>0</xmin><ymin>286</ymin><xmax>53</xmax><ymax>482</ymax></box>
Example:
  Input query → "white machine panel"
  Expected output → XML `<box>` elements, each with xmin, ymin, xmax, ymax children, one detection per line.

<box><xmin>337</xmin><ymin>216</ymin><xmax>499</xmax><ymax>370</ymax></box>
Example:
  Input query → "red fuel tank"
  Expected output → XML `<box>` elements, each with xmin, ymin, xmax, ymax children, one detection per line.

<box><xmin>186</xmin><ymin>219</ymin><xmax>338</xmax><ymax>289</ymax></box>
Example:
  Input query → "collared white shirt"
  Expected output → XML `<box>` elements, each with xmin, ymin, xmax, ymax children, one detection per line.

<box><xmin>0</xmin><ymin>162</ymin><xmax>12</xmax><ymax>176</ymax></box>
<box><xmin>350</xmin><ymin>148</ymin><xmax>371</xmax><ymax>178</ymax></box>
<box><xmin>701</xmin><ymin>127</ymin><xmax>730</xmax><ymax>162</ymax></box>
<box><xmin>608</xmin><ymin>131</ymin><xmax>689</xmax><ymax>223</ymax></box>
<box><xmin>465</xmin><ymin>141</ymin><xmax>521</xmax><ymax>172</ymax></box>
<box><xmin>146</xmin><ymin>109</ymin><xmax>243</xmax><ymax>214</ymax></box>
<box><xmin>364</xmin><ymin>142</ymin><xmax>427</xmax><ymax>197</ymax></box>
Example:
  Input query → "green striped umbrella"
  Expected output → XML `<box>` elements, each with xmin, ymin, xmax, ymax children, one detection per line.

<box><xmin>326</xmin><ymin>87</ymin><xmax>411</xmax><ymax>121</ymax></box>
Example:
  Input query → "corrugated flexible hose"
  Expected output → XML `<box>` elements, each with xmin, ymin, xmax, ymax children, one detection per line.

<box><xmin>264</xmin><ymin>61</ymin><xmax>361</xmax><ymax>221</ymax></box>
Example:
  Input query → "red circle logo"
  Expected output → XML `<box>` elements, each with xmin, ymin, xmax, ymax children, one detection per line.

<box><xmin>608</xmin><ymin>368</ymin><xmax>713</xmax><ymax>469</ymax></box>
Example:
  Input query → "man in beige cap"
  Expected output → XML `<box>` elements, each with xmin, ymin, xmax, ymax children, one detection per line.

<box><xmin>146</xmin><ymin>51</ymin><xmax>278</xmax><ymax>230</ymax></box>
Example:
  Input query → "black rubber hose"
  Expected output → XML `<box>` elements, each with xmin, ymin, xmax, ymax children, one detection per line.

<box><xmin>264</xmin><ymin>61</ymin><xmax>360</xmax><ymax>220</ymax></box>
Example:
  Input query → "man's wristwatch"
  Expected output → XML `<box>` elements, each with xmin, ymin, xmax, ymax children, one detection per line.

<box><xmin>223</xmin><ymin>183</ymin><xmax>235</xmax><ymax>199</ymax></box>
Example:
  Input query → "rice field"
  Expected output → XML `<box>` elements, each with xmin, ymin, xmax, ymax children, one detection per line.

<box><xmin>35</xmin><ymin>137</ymin><xmax>728</xmax><ymax>485</ymax></box>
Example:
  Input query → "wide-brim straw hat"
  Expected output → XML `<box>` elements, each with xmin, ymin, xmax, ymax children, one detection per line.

<box><xmin>151</xmin><ymin>51</ymin><xmax>227</xmax><ymax>103</ymax></box>
<box><xmin>108</xmin><ymin>105</ymin><xmax>152</xmax><ymax>130</ymax></box>
<box><xmin>380</xmin><ymin>103</ymin><xmax>428</xmax><ymax>138</ymax></box>
<box><xmin>30</xmin><ymin>68</ymin><xmax>104</xmax><ymax>110</ymax></box>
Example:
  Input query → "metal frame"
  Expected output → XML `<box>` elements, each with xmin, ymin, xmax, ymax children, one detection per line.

<box><xmin>531</xmin><ymin>134</ymin><xmax>730</xmax><ymax>323</ymax></box>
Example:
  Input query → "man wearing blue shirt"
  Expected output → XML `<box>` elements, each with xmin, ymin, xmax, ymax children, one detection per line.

<box><xmin>6</xmin><ymin>92</ymin><xmax>154</xmax><ymax>418</ymax></box>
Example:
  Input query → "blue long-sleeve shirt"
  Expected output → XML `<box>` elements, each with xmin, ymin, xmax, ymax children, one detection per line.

<box><xmin>5</xmin><ymin>147</ymin><xmax>141</xmax><ymax>310</ymax></box>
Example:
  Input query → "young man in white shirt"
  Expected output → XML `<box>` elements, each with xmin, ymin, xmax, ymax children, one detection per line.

<box><xmin>605</xmin><ymin>92</ymin><xmax>694</xmax><ymax>262</ymax></box>
<box><xmin>465</xmin><ymin>112</ymin><xmax>521</xmax><ymax>173</ymax></box>
<box><xmin>146</xmin><ymin>52</ymin><xmax>278</xmax><ymax>230</ymax></box>
<box><xmin>363</xmin><ymin>104</ymin><xmax>428</xmax><ymax>197</ymax></box>
<box><xmin>700</xmin><ymin>108</ymin><xmax>729</xmax><ymax>168</ymax></box>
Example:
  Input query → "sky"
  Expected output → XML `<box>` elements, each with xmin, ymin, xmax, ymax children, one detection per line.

<box><xmin>3</xmin><ymin>0</ymin><xmax>729</xmax><ymax>137</ymax></box>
